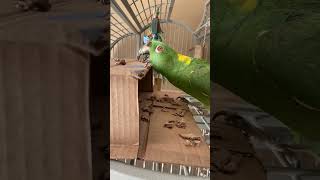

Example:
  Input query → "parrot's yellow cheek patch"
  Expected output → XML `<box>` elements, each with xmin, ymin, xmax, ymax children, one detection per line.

<box><xmin>240</xmin><ymin>0</ymin><xmax>257</xmax><ymax>12</ymax></box>
<box><xmin>177</xmin><ymin>54</ymin><xmax>191</xmax><ymax>65</ymax></box>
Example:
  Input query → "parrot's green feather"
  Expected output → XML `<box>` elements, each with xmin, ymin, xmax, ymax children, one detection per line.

<box><xmin>149</xmin><ymin>40</ymin><xmax>210</xmax><ymax>107</ymax></box>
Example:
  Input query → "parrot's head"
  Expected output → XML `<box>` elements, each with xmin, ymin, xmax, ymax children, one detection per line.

<box><xmin>148</xmin><ymin>40</ymin><xmax>177</xmax><ymax>72</ymax></box>
<box><xmin>137</xmin><ymin>40</ymin><xmax>177</xmax><ymax>73</ymax></box>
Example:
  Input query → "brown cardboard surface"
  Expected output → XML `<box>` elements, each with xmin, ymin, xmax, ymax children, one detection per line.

<box><xmin>110</xmin><ymin>59</ymin><xmax>151</xmax><ymax>159</ymax></box>
<box><xmin>138</xmin><ymin>69</ymin><xmax>153</xmax><ymax>92</ymax></box>
<box><xmin>110</xmin><ymin>59</ymin><xmax>150</xmax><ymax>78</ymax></box>
<box><xmin>144</xmin><ymin>92</ymin><xmax>210</xmax><ymax>168</ymax></box>
<box><xmin>137</xmin><ymin>93</ymin><xmax>153</xmax><ymax>159</ymax></box>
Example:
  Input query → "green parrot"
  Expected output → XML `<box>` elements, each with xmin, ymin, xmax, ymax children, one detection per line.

<box><xmin>142</xmin><ymin>40</ymin><xmax>210</xmax><ymax>107</ymax></box>
<box><xmin>213</xmin><ymin>0</ymin><xmax>320</xmax><ymax>151</ymax></box>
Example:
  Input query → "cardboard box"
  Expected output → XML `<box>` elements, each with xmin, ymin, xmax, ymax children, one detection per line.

<box><xmin>110</xmin><ymin>61</ymin><xmax>209</xmax><ymax>167</ymax></box>
<box><xmin>110</xmin><ymin>59</ymin><xmax>152</xmax><ymax>159</ymax></box>
<box><xmin>193</xmin><ymin>45</ymin><xmax>204</xmax><ymax>59</ymax></box>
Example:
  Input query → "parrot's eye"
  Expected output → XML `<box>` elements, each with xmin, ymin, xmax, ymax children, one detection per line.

<box><xmin>155</xmin><ymin>45</ymin><xmax>164</xmax><ymax>53</ymax></box>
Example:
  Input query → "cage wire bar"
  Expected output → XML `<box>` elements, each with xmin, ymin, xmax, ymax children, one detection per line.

<box><xmin>110</xmin><ymin>0</ymin><xmax>176</xmax><ymax>48</ymax></box>
<box><xmin>193</xmin><ymin>0</ymin><xmax>210</xmax><ymax>61</ymax></box>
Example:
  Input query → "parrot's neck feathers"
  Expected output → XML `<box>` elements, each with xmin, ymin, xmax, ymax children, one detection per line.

<box><xmin>177</xmin><ymin>53</ymin><xmax>192</xmax><ymax>65</ymax></box>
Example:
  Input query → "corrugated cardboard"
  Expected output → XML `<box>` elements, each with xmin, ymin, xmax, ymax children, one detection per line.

<box><xmin>137</xmin><ymin>93</ymin><xmax>153</xmax><ymax>159</ymax></box>
<box><xmin>193</xmin><ymin>45</ymin><xmax>204</xmax><ymax>59</ymax></box>
<box><xmin>110</xmin><ymin>59</ymin><xmax>151</xmax><ymax>159</ymax></box>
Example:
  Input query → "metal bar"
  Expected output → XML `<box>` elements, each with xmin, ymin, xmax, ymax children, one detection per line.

<box><xmin>183</xmin><ymin>166</ymin><xmax>189</xmax><ymax>176</ymax></box>
<box><xmin>136</xmin><ymin>4</ymin><xmax>170</xmax><ymax>22</ymax></box>
<box><xmin>120</xmin><ymin>0</ymin><xmax>143</xmax><ymax>31</ymax></box>
<box><xmin>194</xmin><ymin>107</ymin><xmax>210</xmax><ymax>130</ymax></box>
<box><xmin>110</xmin><ymin>23</ymin><xmax>128</xmax><ymax>37</ymax></box>
<box><xmin>140</xmin><ymin>0</ymin><xmax>149</xmax><ymax>26</ymax></box>
<box><xmin>132</xmin><ymin>0</ymin><xmax>146</xmax><ymax>27</ymax></box>
<box><xmin>160</xmin><ymin>0</ymin><xmax>163</xmax><ymax>19</ymax></box>
<box><xmin>165</xmin><ymin>0</ymin><xmax>169</xmax><ymax>20</ymax></box>
<box><xmin>137</xmin><ymin>34</ymin><xmax>141</xmax><ymax>53</ymax></box>
<box><xmin>111</xmin><ymin>16</ymin><xmax>131</xmax><ymax>34</ymax></box>
<box><xmin>111</xmin><ymin>0</ymin><xmax>139</xmax><ymax>33</ymax></box>
<box><xmin>111</xmin><ymin>33</ymin><xmax>135</xmax><ymax>49</ymax></box>
<box><xmin>194</xmin><ymin>20</ymin><xmax>210</xmax><ymax>37</ymax></box>
<box><xmin>110</xmin><ymin>29</ymin><xmax>123</xmax><ymax>39</ymax></box>
<box><xmin>139</xmin><ymin>19</ymin><xmax>194</xmax><ymax>34</ymax></box>
<box><xmin>147</xmin><ymin>0</ymin><xmax>152</xmax><ymax>22</ymax></box>
<box><xmin>167</xmin><ymin>0</ymin><xmax>175</xmax><ymax>20</ymax></box>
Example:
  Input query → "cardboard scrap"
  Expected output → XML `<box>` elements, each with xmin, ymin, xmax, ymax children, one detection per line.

<box><xmin>179</xmin><ymin>133</ymin><xmax>202</xmax><ymax>147</ymax></box>
<box><xmin>179</xmin><ymin>133</ymin><xmax>202</xmax><ymax>141</ymax></box>
<box><xmin>147</xmin><ymin>95</ymin><xmax>156</xmax><ymax>101</ymax></box>
<box><xmin>141</xmin><ymin>105</ymin><xmax>153</xmax><ymax>113</ymax></box>
<box><xmin>163</xmin><ymin>119</ymin><xmax>186</xmax><ymax>129</ymax></box>
<box><xmin>153</xmin><ymin>101</ymin><xmax>179</xmax><ymax>110</ymax></box>
<box><xmin>163</xmin><ymin>121</ymin><xmax>175</xmax><ymax>129</ymax></box>
<box><xmin>137</xmin><ymin>93</ymin><xmax>153</xmax><ymax>159</ymax></box>
<box><xmin>141</xmin><ymin>112</ymin><xmax>150</xmax><ymax>122</ymax></box>
<box><xmin>113</xmin><ymin>58</ymin><xmax>126</xmax><ymax>65</ymax></box>
<box><xmin>176</xmin><ymin>119</ymin><xmax>186</xmax><ymax>128</ymax></box>
<box><xmin>172</xmin><ymin>109</ymin><xmax>186</xmax><ymax>117</ymax></box>
<box><xmin>184</xmin><ymin>139</ymin><xmax>201</xmax><ymax>147</ymax></box>
<box><xmin>161</xmin><ymin>107</ymin><xmax>169</xmax><ymax>112</ymax></box>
